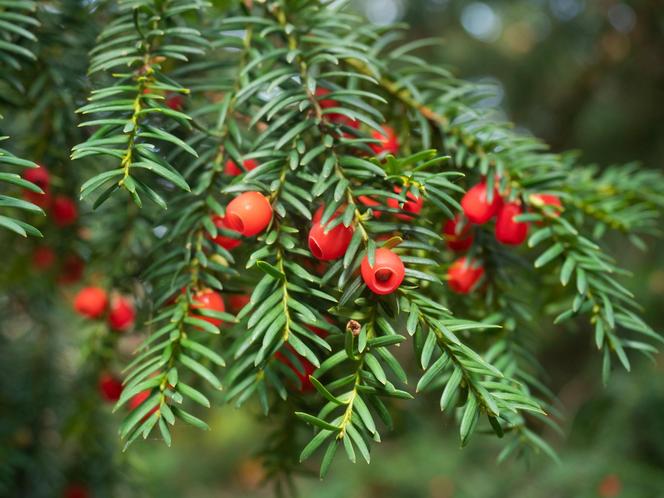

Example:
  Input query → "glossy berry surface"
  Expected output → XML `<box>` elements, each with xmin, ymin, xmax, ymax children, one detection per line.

<box><xmin>209</xmin><ymin>214</ymin><xmax>242</xmax><ymax>250</ymax></box>
<box><xmin>308</xmin><ymin>206</ymin><xmax>354</xmax><ymax>260</ymax></box>
<box><xmin>225</xmin><ymin>191</ymin><xmax>272</xmax><ymax>237</ymax></box>
<box><xmin>190</xmin><ymin>289</ymin><xmax>225</xmax><ymax>328</ymax></box>
<box><xmin>224</xmin><ymin>158</ymin><xmax>258</xmax><ymax>176</ymax></box>
<box><xmin>461</xmin><ymin>182</ymin><xmax>502</xmax><ymax>224</ymax></box>
<box><xmin>361</xmin><ymin>248</ymin><xmax>405</xmax><ymax>295</ymax></box>
<box><xmin>73</xmin><ymin>287</ymin><xmax>108</xmax><ymax>319</ymax></box>
<box><xmin>447</xmin><ymin>257</ymin><xmax>484</xmax><ymax>294</ymax></box>
<box><xmin>51</xmin><ymin>196</ymin><xmax>78</xmax><ymax>227</ymax></box>
<box><xmin>369</xmin><ymin>125</ymin><xmax>399</xmax><ymax>155</ymax></box>
<box><xmin>98</xmin><ymin>373</ymin><xmax>123</xmax><ymax>402</ymax></box>
<box><xmin>495</xmin><ymin>202</ymin><xmax>529</xmax><ymax>245</ymax></box>
<box><xmin>442</xmin><ymin>215</ymin><xmax>474</xmax><ymax>252</ymax></box>
<box><xmin>386</xmin><ymin>186</ymin><xmax>423</xmax><ymax>220</ymax></box>
<box><xmin>108</xmin><ymin>295</ymin><xmax>135</xmax><ymax>331</ymax></box>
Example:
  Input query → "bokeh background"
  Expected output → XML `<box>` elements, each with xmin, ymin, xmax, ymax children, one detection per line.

<box><xmin>2</xmin><ymin>1</ymin><xmax>663</xmax><ymax>497</ymax></box>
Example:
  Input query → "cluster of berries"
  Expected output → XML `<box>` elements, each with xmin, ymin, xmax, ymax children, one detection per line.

<box><xmin>444</xmin><ymin>181</ymin><xmax>563</xmax><ymax>293</ymax></box>
<box><xmin>22</xmin><ymin>165</ymin><xmax>78</xmax><ymax>227</ymax></box>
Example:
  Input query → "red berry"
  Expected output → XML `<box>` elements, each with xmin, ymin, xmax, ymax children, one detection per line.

<box><xmin>209</xmin><ymin>214</ymin><xmax>242</xmax><ymax>250</ymax></box>
<box><xmin>63</xmin><ymin>484</ymin><xmax>90</xmax><ymax>498</ymax></box>
<box><xmin>32</xmin><ymin>246</ymin><xmax>56</xmax><ymax>269</ymax></box>
<box><xmin>51</xmin><ymin>196</ymin><xmax>78</xmax><ymax>227</ymax></box>
<box><xmin>461</xmin><ymin>182</ymin><xmax>502</xmax><ymax>224</ymax></box>
<box><xmin>369</xmin><ymin>125</ymin><xmax>399</xmax><ymax>155</ymax></box>
<box><xmin>224</xmin><ymin>158</ymin><xmax>259</xmax><ymax>176</ymax></box>
<box><xmin>442</xmin><ymin>214</ymin><xmax>474</xmax><ymax>252</ymax></box>
<box><xmin>23</xmin><ymin>190</ymin><xmax>52</xmax><ymax>209</ymax></box>
<box><xmin>308</xmin><ymin>206</ymin><xmax>354</xmax><ymax>261</ymax></box>
<box><xmin>225</xmin><ymin>191</ymin><xmax>273</xmax><ymax>237</ymax></box>
<box><xmin>529</xmin><ymin>193</ymin><xmax>563</xmax><ymax>217</ymax></box>
<box><xmin>447</xmin><ymin>257</ymin><xmax>484</xmax><ymax>294</ymax></box>
<box><xmin>227</xmin><ymin>293</ymin><xmax>250</xmax><ymax>314</ymax></box>
<box><xmin>58</xmin><ymin>254</ymin><xmax>85</xmax><ymax>285</ymax></box>
<box><xmin>129</xmin><ymin>389</ymin><xmax>159</xmax><ymax>420</ymax></box>
<box><xmin>23</xmin><ymin>164</ymin><xmax>50</xmax><ymax>190</ymax></box>
<box><xmin>495</xmin><ymin>202</ymin><xmax>529</xmax><ymax>245</ymax></box>
<box><xmin>98</xmin><ymin>373</ymin><xmax>123</xmax><ymax>402</ymax></box>
<box><xmin>316</xmin><ymin>88</ymin><xmax>359</xmax><ymax>128</ymax></box>
<box><xmin>386</xmin><ymin>186</ymin><xmax>423</xmax><ymax>220</ymax></box>
<box><xmin>190</xmin><ymin>288</ymin><xmax>225</xmax><ymax>328</ymax></box>
<box><xmin>165</xmin><ymin>93</ymin><xmax>184</xmax><ymax>111</ymax></box>
<box><xmin>358</xmin><ymin>195</ymin><xmax>383</xmax><ymax>218</ymax></box>
<box><xmin>361</xmin><ymin>248</ymin><xmax>405</xmax><ymax>295</ymax></box>
<box><xmin>73</xmin><ymin>287</ymin><xmax>108</xmax><ymax>319</ymax></box>
<box><xmin>276</xmin><ymin>348</ymin><xmax>317</xmax><ymax>393</ymax></box>
<box><xmin>108</xmin><ymin>295</ymin><xmax>135</xmax><ymax>331</ymax></box>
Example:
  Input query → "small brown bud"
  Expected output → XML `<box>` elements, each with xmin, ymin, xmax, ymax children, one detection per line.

<box><xmin>346</xmin><ymin>319</ymin><xmax>361</xmax><ymax>336</ymax></box>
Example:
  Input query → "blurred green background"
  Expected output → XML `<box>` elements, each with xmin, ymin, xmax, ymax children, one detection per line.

<box><xmin>3</xmin><ymin>1</ymin><xmax>663</xmax><ymax>497</ymax></box>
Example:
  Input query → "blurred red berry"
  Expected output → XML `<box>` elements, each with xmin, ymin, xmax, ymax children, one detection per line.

<box><xmin>58</xmin><ymin>254</ymin><xmax>85</xmax><ymax>285</ymax></box>
<box><xmin>108</xmin><ymin>295</ymin><xmax>135</xmax><ymax>331</ymax></box>
<box><xmin>165</xmin><ymin>93</ymin><xmax>184</xmax><ymax>111</ymax></box>
<box><xmin>369</xmin><ymin>125</ymin><xmax>399</xmax><ymax>155</ymax></box>
<box><xmin>51</xmin><ymin>196</ymin><xmax>78</xmax><ymax>227</ymax></box>
<box><xmin>495</xmin><ymin>202</ymin><xmax>529</xmax><ymax>245</ymax></box>
<box><xmin>98</xmin><ymin>373</ymin><xmax>123</xmax><ymax>402</ymax></box>
<box><xmin>209</xmin><ymin>214</ymin><xmax>242</xmax><ymax>250</ymax></box>
<box><xmin>190</xmin><ymin>288</ymin><xmax>225</xmax><ymax>328</ymax></box>
<box><xmin>32</xmin><ymin>246</ymin><xmax>56</xmax><ymax>270</ymax></box>
<box><xmin>442</xmin><ymin>215</ymin><xmax>474</xmax><ymax>252</ymax></box>
<box><xmin>63</xmin><ymin>484</ymin><xmax>90</xmax><ymax>498</ymax></box>
<box><xmin>386</xmin><ymin>186</ymin><xmax>423</xmax><ymax>220</ymax></box>
<box><xmin>227</xmin><ymin>293</ymin><xmax>250</xmax><ymax>314</ymax></box>
<box><xmin>73</xmin><ymin>287</ymin><xmax>108</xmax><ymax>319</ymax></box>
<box><xmin>447</xmin><ymin>257</ymin><xmax>484</xmax><ymax>294</ymax></box>
<box><xmin>224</xmin><ymin>159</ymin><xmax>258</xmax><ymax>176</ymax></box>
<box><xmin>461</xmin><ymin>181</ymin><xmax>502</xmax><ymax>224</ymax></box>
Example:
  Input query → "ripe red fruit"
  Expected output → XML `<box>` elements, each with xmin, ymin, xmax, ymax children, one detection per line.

<box><xmin>369</xmin><ymin>125</ymin><xmax>399</xmax><ymax>155</ymax></box>
<box><xmin>227</xmin><ymin>293</ymin><xmax>250</xmax><ymax>314</ymax></box>
<box><xmin>358</xmin><ymin>195</ymin><xmax>383</xmax><ymax>218</ymax></box>
<box><xmin>461</xmin><ymin>181</ymin><xmax>502</xmax><ymax>224</ymax></box>
<box><xmin>23</xmin><ymin>164</ymin><xmax>50</xmax><ymax>190</ymax></box>
<box><xmin>386</xmin><ymin>186</ymin><xmax>423</xmax><ymax>220</ymax></box>
<box><xmin>225</xmin><ymin>191</ymin><xmax>273</xmax><ymax>236</ymax></box>
<box><xmin>108</xmin><ymin>295</ymin><xmax>135</xmax><ymax>331</ymax></box>
<box><xmin>447</xmin><ymin>257</ymin><xmax>484</xmax><ymax>294</ymax></box>
<box><xmin>63</xmin><ymin>484</ymin><xmax>90</xmax><ymax>498</ymax></box>
<box><xmin>224</xmin><ymin>158</ymin><xmax>258</xmax><ymax>176</ymax></box>
<box><xmin>316</xmin><ymin>88</ymin><xmax>359</xmax><ymax>128</ymax></box>
<box><xmin>529</xmin><ymin>193</ymin><xmax>563</xmax><ymax>216</ymax></box>
<box><xmin>308</xmin><ymin>206</ymin><xmax>354</xmax><ymax>260</ymax></box>
<box><xmin>129</xmin><ymin>389</ymin><xmax>159</xmax><ymax>420</ymax></box>
<box><xmin>495</xmin><ymin>202</ymin><xmax>529</xmax><ymax>245</ymax></box>
<box><xmin>190</xmin><ymin>288</ymin><xmax>225</xmax><ymax>328</ymax></box>
<box><xmin>276</xmin><ymin>348</ymin><xmax>317</xmax><ymax>392</ymax></box>
<box><xmin>165</xmin><ymin>93</ymin><xmax>184</xmax><ymax>110</ymax></box>
<box><xmin>209</xmin><ymin>214</ymin><xmax>242</xmax><ymax>250</ymax></box>
<box><xmin>58</xmin><ymin>254</ymin><xmax>85</xmax><ymax>285</ymax></box>
<box><xmin>51</xmin><ymin>195</ymin><xmax>78</xmax><ymax>227</ymax></box>
<box><xmin>98</xmin><ymin>373</ymin><xmax>123</xmax><ymax>402</ymax></box>
<box><xmin>73</xmin><ymin>287</ymin><xmax>108</xmax><ymax>319</ymax></box>
<box><xmin>442</xmin><ymin>214</ymin><xmax>473</xmax><ymax>252</ymax></box>
<box><xmin>361</xmin><ymin>248</ymin><xmax>405</xmax><ymax>295</ymax></box>
<box><xmin>32</xmin><ymin>246</ymin><xmax>56</xmax><ymax>269</ymax></box>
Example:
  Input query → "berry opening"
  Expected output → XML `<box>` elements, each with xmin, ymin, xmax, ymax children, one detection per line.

<box><xmin>373</xmin><ymin>267</ymin><xmax>396</xmax><ymax>291</ymax></box>
<box><xmin>227</xmin><ymin>212</ymin><xmax>244</xmax><ymax>233</ymax></box>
